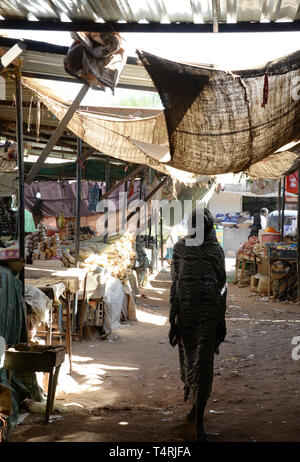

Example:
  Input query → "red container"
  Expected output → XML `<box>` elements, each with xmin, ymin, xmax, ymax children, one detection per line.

<box><xmin>261</xmin><ymin>232</ymin><xmax>281</xmax><ymax>243</ymax></box>
<box><xmin>46</xmin><ymin>228</ymin><xmax>58</xmax><ymax>237</ymax></box>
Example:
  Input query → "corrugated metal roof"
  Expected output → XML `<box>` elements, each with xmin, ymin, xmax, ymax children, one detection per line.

<box><xmin>0</xmin><ymin>0</ymin><xmax>299</xmax><ymax>29</ymax></box>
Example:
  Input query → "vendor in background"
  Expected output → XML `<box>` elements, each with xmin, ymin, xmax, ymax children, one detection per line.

<box><xmin>166</xmin><ymin>227</ymin><xmax>178</xmax><ymax>265</ymax></box>
<box><xmin>248</xmin><ymin>207</ymin><xmax>269</xmax><ymax>238</ymax></box>
<box><xmin>166</xmin><ymin>223</ymin><xmax>187</xmax><ymax>265</ymax></box>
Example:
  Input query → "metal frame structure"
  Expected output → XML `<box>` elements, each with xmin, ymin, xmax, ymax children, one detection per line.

<box><xmin>0</xmin><ymin>20</ymin><xmax>299</xmax><ymax>33</ymax></box>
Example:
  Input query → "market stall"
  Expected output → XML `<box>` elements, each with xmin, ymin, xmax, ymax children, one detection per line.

<box><xmin>235</xmin><ymin>228</ymin><xmax>298</xmax><ymax>301</ymax></box>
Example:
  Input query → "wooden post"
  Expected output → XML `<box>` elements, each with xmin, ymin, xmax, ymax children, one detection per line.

<box><xmin>25</xmin><ymin>84</ymin><xmax>89</xmax><ymax>184</ymax></box>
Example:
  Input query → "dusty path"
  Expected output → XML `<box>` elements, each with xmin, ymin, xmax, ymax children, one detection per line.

<box><xmin>8</xmin><ymin>270</ymin><xmax>300</xmax><ymax>443</ymax></box>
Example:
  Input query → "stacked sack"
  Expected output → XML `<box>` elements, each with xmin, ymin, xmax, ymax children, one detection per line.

<box><xmin>61</xmin><ymin>231</ymin><xmax>136</xmax><ymax>281</ymax></box>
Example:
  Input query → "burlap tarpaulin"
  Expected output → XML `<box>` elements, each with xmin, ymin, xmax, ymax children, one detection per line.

<box><xmin>137</xmin><ymin>49</ymin><xmax>300</xmax><ymax>176</ymax></box>
<box><xmin>247</xmin><ymin>142</ymin><xmax>300</xmax><ymax>179</ymax></box>
<box><xmin>21</xmin><ymin>77</ymin><xmax>198</xmax><ymax>183</ymax></box>
<box><xmin>22</xmin><ymin>48</ymin><xmax>299</xmax><ymax>180</ymax></box>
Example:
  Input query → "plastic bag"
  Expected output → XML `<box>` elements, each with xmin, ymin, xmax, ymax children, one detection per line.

<box><xmin>101</xmin><ymin>269</ymin><xmax>127</xmax><ymax>330</ymax></box>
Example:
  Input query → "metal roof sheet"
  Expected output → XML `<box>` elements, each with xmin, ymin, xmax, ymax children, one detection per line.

<box><xmin>0</xmin><ymin>1</ymin><xmax>299</xmax><ymax>32</ymax></box>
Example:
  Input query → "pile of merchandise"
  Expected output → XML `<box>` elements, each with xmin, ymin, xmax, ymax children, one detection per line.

<box><xmin>0</xmin><ymin>198</ymin><xmax>17</xmax><ymax>236</ymax></box>
<box><xmin>61</xmin><ymin>231</ymin><xmax>136</xmax><ymax>281</ymax></box>
<box><xmin>237</xmin><ymin>235</ymin><xmax>259</xmax><ymax>259</ymax></box>
<box><xmin>215</xmin><ymin>212</ymin><xmax>252</xmax><ymax>228</ymax></box>
<box><xmin>65</xmin><ymin>222</ymin><xmax>95</xmax><ymax>240</ymax></box>
<box><xmin>25</xmin><ymin>224</ymin><xmax>63</xmax><ymax>262</ymax></box>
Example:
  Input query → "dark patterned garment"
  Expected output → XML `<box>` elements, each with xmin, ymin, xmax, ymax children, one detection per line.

<box><xmin>170</xmin><ymin>233</ymin><xmax>227</xmax><ymax>405</ymax></box>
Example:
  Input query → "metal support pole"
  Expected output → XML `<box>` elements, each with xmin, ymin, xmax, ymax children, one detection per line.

<box><xmin>297</xmin><ymin>170</ymin><xmax>300</xmax><ymax>301</ymax></box>
<box><xmin>154</xmin><ymin>209</ymin><xmax>159</xmax><ymax>271</ymax></box>
<box><xmin>121</xmin><ymin>177</ymin><xmax>128</xmax><ymax>233</ymax></box>
<box><xmin>15</xmin><ymin>68</ymin><xmax>25</xmax><ymax>291</ymax></box>
<box><xmin>137</xmin><ymin>171</ymin><xmax>144</xmax><ymax>231</ymax></box>
<box><xmin>74</xmin><ymin>137</ymin><xmax>82</xmax><ymax>267</ymax></box>
<box><xmin>212</xmin><ymin>0</ymin><xmax>219</xmax><ymax>33</ymax></box>
<box><xmin>101</xmin><ymin>164</ymin><xmax>144</xmax><ymax>203</ymax></box>
<box><xmin>278</xmin><ymin>179</ymin><xmax>281</xmax><ymax>232</ymax></box>
<box><xmin>73</xmin><ymin>138</ymin><xmax>82</xmax><ymax>332</ymax></box>
<box><xmin>127</xmin><ymin>176</ymin><xmax>168</xmax><ymax>223</ymax></box>
<box><xmin>281</xmin><ymin>177</ymin><xmax>286</xmax><ymax>241</ymax></box>
<box><xmin>104</xmin><ymin>156</ymin><xmax>110</xmax><ymax>242</ymax></box>
<box><xmin>160</xmin><ymin>208</ymin><xmax>164</xmax><ymax>268</ymax></box>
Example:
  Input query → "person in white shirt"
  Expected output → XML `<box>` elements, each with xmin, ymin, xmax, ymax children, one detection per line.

<box><xmin>260</xmin><ymin>207</ymin><xmax>269</xmax><ymax>230</ymax></box>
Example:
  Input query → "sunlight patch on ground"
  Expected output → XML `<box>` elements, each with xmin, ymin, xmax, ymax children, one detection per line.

<box><xmin>135</xmin><ymin>308</ymin><xmax>168</xmax><ymax>326</ymax></box>
<box><xmin>63</xmin><ymin>402</ymin><xmax>85</xmax><ymax>408</ymax></box>
<box><xmin>57</xmin><ymin>358</ymin><xmax>139</xmax><ymax>394</ymax></box>
<box><xmin>69</xmin><ymin>355</ymin><xmax>94</xmax><ymax>362</ymax></box>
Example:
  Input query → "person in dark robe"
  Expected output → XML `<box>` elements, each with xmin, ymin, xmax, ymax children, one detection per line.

<box><xmin>169</xmin><ymin>207</ymin><xmax>227</xmax><ymax>441</ymax></box>
<box><xmin>248</xmin><ymin>208</ymin><xmax>269</xmax><ymax>238</ymax></box>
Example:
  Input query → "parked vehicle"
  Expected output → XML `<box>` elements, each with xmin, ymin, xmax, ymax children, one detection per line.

<box><xmin>267</xmin><ymin>210</ymin><xmax>297</xmax><ymax>234</ymax></box>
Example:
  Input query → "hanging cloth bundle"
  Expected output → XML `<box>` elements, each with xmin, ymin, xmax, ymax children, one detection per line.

<box><xmin>64</xmin><ymin>31</ymin><xmax>127</xmax><ymax>93</ymax></box>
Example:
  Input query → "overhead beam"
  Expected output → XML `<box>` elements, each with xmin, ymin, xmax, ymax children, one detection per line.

<box><xmin>0</xmin><ymin>20</ymin><xmax>299</xmax><ymax>33</ymax></box>
<box><xmin>25</xmin><ymin>83</ymin><xmax>89</xmax><ymax>184</ymax></box>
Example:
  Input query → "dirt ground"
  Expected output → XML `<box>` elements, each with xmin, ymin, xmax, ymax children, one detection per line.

<box><xmin>8</xmin><ymin>267</ymin><xmax>300</xmax><ymax>443</ymax></box>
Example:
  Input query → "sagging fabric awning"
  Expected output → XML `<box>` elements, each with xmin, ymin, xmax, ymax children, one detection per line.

<box><xmin>246</xmin><ymin>142</ymin><xmax>300</xmax><ymax>179</ymax></box>
<box><xmin>22</xmin><ymin>47</ymin><xmax>300</xmax><ymax>179</ymax></box>
<box><xmin>22</xmin><ymin>77</ymin><xmax>198</xmax><ymax>183</ymax></box>
<box><xmin>136</xmin><ymin>49</ymin><xmax>300</xmax><ymax>176</ymax></box>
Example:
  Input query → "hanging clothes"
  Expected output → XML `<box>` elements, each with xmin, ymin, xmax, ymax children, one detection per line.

<box><xmin>88</xmin><ymin>183</ymin><xmax>100</xmax><ymax>211</ymax></box>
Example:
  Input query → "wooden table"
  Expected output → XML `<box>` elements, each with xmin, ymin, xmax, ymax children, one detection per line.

<box><xmin>234</xmin><ymin>256</ymin><xmax>255</xmax><ymax>287</ymax></box>
<box><xmin>25</xmin><ymin>265</ymin><xmax>88</xmax><ymax>374</ymax></box>
<box><xmin>4</xmin><ymin>346</ymin><xmax>65</xmax><ymax>424</ymax></box>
